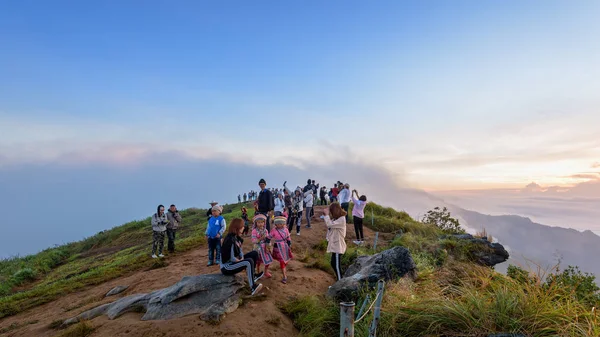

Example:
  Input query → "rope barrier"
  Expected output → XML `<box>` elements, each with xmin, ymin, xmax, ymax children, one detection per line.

<box><xmin>354</xmin><ymin>289</ymin><xmax>381</xmax><ymax>323</ymax></box>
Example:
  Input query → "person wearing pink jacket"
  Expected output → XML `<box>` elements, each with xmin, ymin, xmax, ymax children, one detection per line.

<box><xmin>323</xmin><ymin>203</ymin><xmax>347</xmax><ymax>281</ymax></box>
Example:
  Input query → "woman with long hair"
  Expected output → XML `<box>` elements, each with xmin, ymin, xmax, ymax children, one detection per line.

<box><xmin>323</xmin><ymin>202</ymin><xmax>347</xmax><ymax>281</ymax></box>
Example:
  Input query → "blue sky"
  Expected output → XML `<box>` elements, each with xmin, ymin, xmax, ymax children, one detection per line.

<box><xmin>1</xmin><ymin>1</ymin><xmax>600</xmax><ymax>256</ymax></box>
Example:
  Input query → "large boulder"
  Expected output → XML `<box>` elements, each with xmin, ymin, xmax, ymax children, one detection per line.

<box><xmin>63</xmin><ymin>274</ymin><xmax>245</xmax><ymax>326</ymax></box>
<box><xmin>446</xmin><ymin>234</ymin><xmax>509</xmax><ymax>267</ymax></box>
<box><xmin>327</xmin><ymin>246</ymin><xmax>417</xmax><ymax>301</ymax></box>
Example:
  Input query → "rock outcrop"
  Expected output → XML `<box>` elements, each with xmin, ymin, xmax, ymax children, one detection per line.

<box><xmin>327</xmin><ymin>246</ymin><xmax>417</xmax><ymax>301</ymax></box>
<box><xmin>64</xmin><ymin>274</ymin><xmax>245</xmax><ymax>326</ymax></box>
<box><xmin>447</xmin><ymin>234</ymin><xmax>509</xmax><ymax>267</ymax></box>
<box><xmin>105</xmin><ymin>285</ymin><xmax>129</xmax><ymax>297</ymax></box>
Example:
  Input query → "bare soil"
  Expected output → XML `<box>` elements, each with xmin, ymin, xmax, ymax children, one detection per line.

<box><xmin>0</xmin><ymin>206</ymin><xmax>383</xmax><ymax>337</ymax></box>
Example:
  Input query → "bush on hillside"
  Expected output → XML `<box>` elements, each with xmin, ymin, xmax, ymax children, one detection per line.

<box><xmin>546</xmin><ymin>265</ymin><xmax>600</xmax><ymax>307</ymax></box>
<box><xmin>421</xmin><ymin>206</ymin><xmax>465</xmax><ymax>234</ymax></box>
<box><xmin>11</xmin><ymin>268</ymin><xmax>37</xmax><ymax>285</ymax></box>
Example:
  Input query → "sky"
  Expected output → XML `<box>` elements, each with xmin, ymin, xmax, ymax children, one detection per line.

<box><xmin>1</xmin><ymin>1</ymin><xmax>599</xmax><ymax>256</ymax></box>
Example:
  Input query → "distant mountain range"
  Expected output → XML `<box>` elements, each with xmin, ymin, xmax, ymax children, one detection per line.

<box><xmin>381</xmin><ymin>188</ymin><xmax>600</xmax><ymax>278</ymax></box>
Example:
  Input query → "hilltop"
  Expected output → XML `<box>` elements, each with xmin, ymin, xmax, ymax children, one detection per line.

<box><xmin>1</xmin><ymin>202</ymin><xmax>598</xmax><ymax>336</ymax></box>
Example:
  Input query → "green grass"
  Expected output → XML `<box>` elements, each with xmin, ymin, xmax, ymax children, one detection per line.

<box><xmin>56</xmin><ymin>321</ymin><xmax>95</xmax><ymax>337</ymax></box>
<box><xmin>0</xmin><ymin>203</ymin><xmax>255</xmax><ymax>319</ymax></box>
<box><xmin>283</xmin><ymin>203</ymin><xmax>600</xmax><ymax>337</ymax></box>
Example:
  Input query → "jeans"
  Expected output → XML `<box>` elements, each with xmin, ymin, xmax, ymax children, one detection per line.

<box><xmin>166</xmin><ymin>228</ymin><xmax>177</xmax><ymax>252</ymax></box>
<box><xmin>341</xmin><ymin>202</ymin><xmax>350</xmax><ymax>222</ymax></box>
<box><xmin>305</xmin><ymin>207</ymin><xmax>312</xmax><ymax>227</ymax></box>
<box><xmin>208</xmin><ymin>237</ymin><xmax>222</xmax><ymax>262</ymax></box>
<box><xmin>353</xmin><ymin>216</ymin><xmax>364</xmax><ymax>241</ymax></box>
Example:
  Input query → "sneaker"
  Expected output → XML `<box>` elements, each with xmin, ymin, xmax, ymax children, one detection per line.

<box><xmin>353</xmin><ymin>240</ymin><xmax>360</xmax><ymax>245</ymax></box>
<box><xmin>215</xmin><ymin>260</ymin><xmax>221</xmax><ymax>265</ymax></box>
<box><xmin>254</xmin><ymin>271</ymin><xmax>264</xmax><ymax>282</ymax></box>
<box><xmin>265</xmin><ymin>272</ymin><xmax>273</xmax><ymax>278</ymax></box>
<box><xmin>207</xmin><ymin>261</ymin><xmax>214</xmax><ymax>266</ymax></box>
<box><xmin>296</xmin><ymin>232</ymin><xmax>300</xmax><ymax>236</ymax></box>
<box><xmin>251</xmin><ymin>283</ymin><xmax>264</xmax><ymax>295</ymax></box>
<box><xmin>151</xmin><ymin>254</ymin><xmax>158</xmax><ymax>259</ymax></box>
<box><xmin>158</xmin><ymin>254</ymin><xmax>165</xmax><ymax>258</ymax></box>
<box><xmin>281</xmin><ymin>277</ymin><xmax>287</xmax><ymax>284</ymax></box>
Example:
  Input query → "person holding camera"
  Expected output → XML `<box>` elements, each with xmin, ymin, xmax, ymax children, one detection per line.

<box><xmin>284</xmin><ymin>182</ymin><xmax>304</xmax><ymax>235</ymax></box>
<box><xmin>166</xmin><ymin>204</ymin><xmax>183</xmax><ymax>253</ymax></box>
<box><xmin>151</xmin><ymin>205</ymin><xmax>169</xmax><ymax>258</ymax></box>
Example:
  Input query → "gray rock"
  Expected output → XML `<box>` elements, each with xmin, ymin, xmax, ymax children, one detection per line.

<box><xmin>63</xmin><ymin>274</ymin><xmax>245</xmax><ymax>326</ymax></box>
<box><xmin>444</xmin><ymin>233</ymin><xmax>510</xmax><ymax>267</ymax></box>
<box><xmin>327</xmin><ymin>246</ymin><xmax>417</xmax><ymax>301</ymax></box>
<box><xmin>105</xmin><ymin>285</ymin><xmax>129</xmax><ymax>297</ymax></box>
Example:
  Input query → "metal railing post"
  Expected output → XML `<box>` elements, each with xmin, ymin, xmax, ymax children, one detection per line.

<box><xmin>340</xmin><ymin>302</ymin><xmax>355</xmax><ymax>337</ymax></box>
<box><xmin>368</xmin><ymin>280</ymin><xmax>385</xmax><ymax>337</ymax></box>
<box><xmin>356</xmin><ymin>294</ymin><xmax>370</xmax><ymax>320</ymax></box>
<box><xmin>373</xmin><ymin>232</ymin><xmax>379</xmax><ymax>251</ymax></box>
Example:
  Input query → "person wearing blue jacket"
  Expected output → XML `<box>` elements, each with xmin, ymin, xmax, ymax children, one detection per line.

<box><xmin>205</xmin><ymin>205</ymin><xmax>226</xmax><ymax>266</ymax></box>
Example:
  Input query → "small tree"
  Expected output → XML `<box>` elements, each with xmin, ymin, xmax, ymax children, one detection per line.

<box><xmin>546</xmin><ymin>265</ymin><xmax>600</xmax><ymax>306</ymax></box>
<box><xmin>422</xmin><ymin>207</ymin><xmax>465</xmax><ymax>233</ymax></box>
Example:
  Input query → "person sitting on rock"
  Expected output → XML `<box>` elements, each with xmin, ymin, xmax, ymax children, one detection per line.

<box><xmin>323</xmin><ymin>202</ymin><xmax>347</xmax><ymax>281</ymax></box>
<box><xmin>220</xmin><ymin>218</ymin><xmax>264</xmax><ymax>296</ymax></box>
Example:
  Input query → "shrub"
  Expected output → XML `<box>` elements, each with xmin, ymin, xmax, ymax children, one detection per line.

<box><xmin>546</xmin><ymin>265</ymin><xmax>600</xmax><ymax>307</ymax></box>
<box><xmin>421</xmin><ymin>207</ymin><xmax>465</xmax><ymax>234</ymax></box>
<box><xmin>57</xmin><ymin>321</ymin><xmax>95</xmax><ymax>337</ymax></box>
<box><xmin>11</xmin><ymin>268</ymin><xmax>37</xmax><ymax>285</ymax></box>
<box><xmin>281</xmin><ymin>296</ymin><xmax>339</xmax><ymax>337</ymax></box>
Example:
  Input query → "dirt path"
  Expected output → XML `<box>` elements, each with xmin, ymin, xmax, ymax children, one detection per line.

<box><xmin>1</xmin><ymin>206</ymin><xmax>384</xmax><ymax>337</ymax></box>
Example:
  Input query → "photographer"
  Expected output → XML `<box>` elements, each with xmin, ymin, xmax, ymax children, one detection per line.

<box><xmin>284</xmin><ymin>182</ymin><xmax>304</xmax><ymax>235</ymax></box>
<box><xmin>166</xmin><ymin>204</ymin><xmax>182</xmax><ymax>253</ymax></box>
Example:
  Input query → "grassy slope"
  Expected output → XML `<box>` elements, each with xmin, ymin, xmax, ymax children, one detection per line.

<box><xmin>283</xmin><ymin>203</ymin><xmax>600</xmax><ymax>337</ymax></box>
<box><xmin>2</xmin><ymin>201</ymin><xmax>598</xmax><ymax>336</ymax></box>
<box><xmin>0</xmin><ymin>202</ymin><xmax>250</xmax><ymax>318</ymax></box>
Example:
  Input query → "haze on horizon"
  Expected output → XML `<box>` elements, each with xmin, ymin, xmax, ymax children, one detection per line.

<box><xmin>1</xmin><ymin>1</ymin><xmax>599</xmax><ymax>257</ymax></box>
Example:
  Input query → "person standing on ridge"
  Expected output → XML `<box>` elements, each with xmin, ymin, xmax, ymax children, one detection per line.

<box><xmin>243</xmin><ymin>193</ymin><xmax>247</xmax><ymax>202</ymax></box>
<box><xmin>238</xmin><ymin>194</ymin><xmax>241</xmax><ymax>203</ymax></box>
<box><xmin>339</xmin><ymin>183</ymin><xmax>351</xmax><ymax>222</ymax></box>
<box><xmin>351</xmin><ymin>190</ymin><xmax>368</xmax><ymax>244</ymax></box>
<box><xmin>320</xmin><ymin>186</ymin><xmax>327</xmax><ymax>205</ymax></box>
<box><xmin>331</xmin><ymin>184</ymin><xmax>339</xmax><ymax>203</ymax></box>
<box><xmin>304</xmin><ymin>189</ymin><xmax>314</xmax><ymax>229</ymax></box>
<box><xmin>206</xmin><ymin>205</ymin><xmax>226</xmax><ymax>266</ymax></box>
<box><xmin>207</xmin><ymin>201</ymin><xmax>218</xmax><ymax>218</ymax></box>
<box><xmin>256</xmin><ymin>178</ymin><xmax>274</xmax><ymax>231</ymax></box>
<box><xmin>151</xmin><ymin>205</ymin><xmax>169</xmax><ymax>258</ymax></box>
<box><xmin>274</xmin><ymin>190</ymin><xmax>285</xmax><ymax>216</ymax></box>
<box><xmin>166</xmin><ymin>204</ymin><xmax>182</xmax><ymax>254</ymax></box>
<box><xmin>323</xmin><ymin>202</ymin><xmax>347</xmax><ymax>281</ymax></box>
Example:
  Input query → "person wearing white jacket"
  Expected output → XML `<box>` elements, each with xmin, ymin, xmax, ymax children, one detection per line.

<box><xmin>323</xmin><ymin>202</ymin><xmax>347</xmax><ymax>281</ymax></box>
<box><xmin>304</xmin><ymin>190</ymin><xmax>314</xmax><ymax>229</ymax></box>
<box><xmin>274</xmin><ymin>191</ymin><xmax>285</xmax><ymax>216</ymax></box>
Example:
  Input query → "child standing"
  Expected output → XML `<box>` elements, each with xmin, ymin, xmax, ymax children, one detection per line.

<box><xmin>252</xmin><ymin>214</ymin><xmax>273</xmax><ymax>278</ymax></box>
<box><xmin>241</xmin><ymin>207</ymin><xmax>250</xmax><ymax>237</ymax></box>
<box><xmin>270</xmin><ymin>216</ymin><xmax>292</xmax><ymax>284</ymax></box>
<box><xmin>351</xmin><ymin>190</ymin><xmax>368</xmax><ymax>244</ymax></box>
<box><xmin>323</xmin><ymin>203</ymin><xmax>347</xmax><ymax>281</ymax></box>
<box><xmin>205</xmin><ymin>205</ymin><xmax>226</xmax><ymax>266</ymax></box>
<box><xmin>220</xmin><ymin>218</ymin><xmax>264</xmax><ymax>295</ymax></box>
<box><xmin>304</xmin><ymin>190</ymin><xmax>314</xmax><ymax>229</ymax></box>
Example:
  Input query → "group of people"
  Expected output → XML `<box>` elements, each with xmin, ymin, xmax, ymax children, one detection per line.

<box><xmin>238</xmin><ymin>191</ymin><xmax>258</xmax><ymax>203</ymax></box>
<box><xmin>150</xmin><ymin>177</ymin><xmax>369</xmax><ymax>296</ymax></box>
